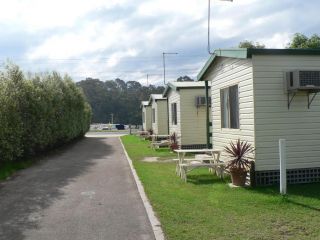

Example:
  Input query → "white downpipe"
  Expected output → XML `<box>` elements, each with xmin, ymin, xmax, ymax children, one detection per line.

<box><xmin>279</xmin><ymin>139</ymin><xmax>287</xmax><ymax>195</ymax></box>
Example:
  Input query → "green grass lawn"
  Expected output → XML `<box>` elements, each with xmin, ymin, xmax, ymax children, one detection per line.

<box><xmin>121</xmin><ymin>135</ymin><xmax>320</xmax><ymax>240</ymax></box>
<box><xmin>0</xmin><ymin>159</ymin><xmax>34</xmax><ymax>180</ymax></box>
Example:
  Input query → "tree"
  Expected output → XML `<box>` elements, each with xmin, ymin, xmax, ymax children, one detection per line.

<box><xmin>176</xmin><ymin>76</ymin><xmax>194</xmax><ymax>82</ymax></box>
<box><xmin>287</xmin><ymin>33</ymin><xmax>320</xmax><ymax>49</ymax></box>
<box><xmin>77</xmin><ymin>78</ymin><xmax>165</xmax><ymax>125</ymax></box>
<box><xmin>238</xmin><ymin>40</ymin><xmax>265</xmax><ymax>49</ymax></box>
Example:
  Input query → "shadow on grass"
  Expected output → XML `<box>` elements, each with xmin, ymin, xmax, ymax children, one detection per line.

<box><xmin>187</xmin><ymin>174</ymin><xmax>228</xmax><ymax>185</ymax></box>
<box><xmin>154</xmin><ymin>148</ymin><xmax>171</xmax><ymax>153</ymax></box>
<box><xmin>247</xmin><ymin>183</ymin><xmax>320</xmax><ymax>199</ymax></box>
<box><xmin>286</xmin><ymin>199</ymin><xmax>320</xmax><ymax>212</ymax></box>
<box><xmin>245</xmin><ymin>182</ymin><xmax>320</xmax><ymax>212</ymax></box>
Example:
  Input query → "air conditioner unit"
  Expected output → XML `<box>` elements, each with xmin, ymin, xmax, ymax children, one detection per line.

<box><xmin>195</xmin><ymin>96</ymin><xmax>211</xmax><ymax>107</ymax></box>
<box><xmin>286</xmin><ymin>70</ymin><xmax>320</xmax><ymax>92</ymax></box>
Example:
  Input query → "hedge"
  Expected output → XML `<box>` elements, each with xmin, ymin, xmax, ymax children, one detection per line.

<box><xmin>0</xmin><ymin>64</ymin><xmax>92</xmax><ymax>164</ymax></box>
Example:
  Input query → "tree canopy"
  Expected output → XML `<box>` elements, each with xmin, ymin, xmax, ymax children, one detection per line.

<box><xmin>176</xmin><ymin>75</ymin><xmax>194</xmax><ymax>82</ymax></box>
<box><xmin>287</xmin><ymin>33</ymin><xmax>320</xmax><ymax>49</ymax></box>
<box><xmin>238</xmin><ymin>40</ymin><xmax>265</xmax><ymax>49</ymax></box>
<box><xmin>77</xmin><ymin>78</ymin><xmax>165</xmax><ymax>124</ymax></box>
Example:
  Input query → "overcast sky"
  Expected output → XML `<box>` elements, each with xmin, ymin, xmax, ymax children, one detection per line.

<box><xmin>0</xmin><ymin>0</ymin><xmax>319</xmax><ymax>85</ymax></box>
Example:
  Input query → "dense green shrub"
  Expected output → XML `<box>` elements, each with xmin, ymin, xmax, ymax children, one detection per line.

<box><xmin>0</xmin><ymin>64</ymin><xmax>92</xmax><ymax>164</ymax></box>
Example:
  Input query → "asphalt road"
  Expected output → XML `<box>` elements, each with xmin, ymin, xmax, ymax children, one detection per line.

<box><xmin>0</xmin><ymin>136</ymin><xmax>155</xmax><ymax>240</ymax></box>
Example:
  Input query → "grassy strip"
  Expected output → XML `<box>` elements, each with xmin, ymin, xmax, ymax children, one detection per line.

<box><xmin>89</xmin><ymin>130</ymin><xmax>139</xmax><ymax>134</ymax></box>
<box><xmin>121</xmin><ymin>135</ymin><xmax>320</xmax><ymax>240</ymax></box>
<box><xmin>121</xmin><ymin>134</ymin><xmax>176</xmax><ymax>160</ymax></box>
<box><xmin>0</xmin><ymin>160</ymin><xmax>34</xmax><ymax>180</ymax></box>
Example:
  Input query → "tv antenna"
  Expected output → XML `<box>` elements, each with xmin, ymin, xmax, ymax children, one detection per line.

<box><xmin>208</xmin><ymin>0</ymin><xmax>233</xmax><ymax>54</ymax></box>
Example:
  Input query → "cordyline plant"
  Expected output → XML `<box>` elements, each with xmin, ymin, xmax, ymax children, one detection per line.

<box><xmin>147</xmin><ymin>129</ymin><xmax>153</xmax><ymax>136</ymax></box>
<box><xmin>169</xmin><ymin>132</ymin><xmax>179</xmax><ymax>151</ymax></box>
<box><xmin>224</xmin><ymin>139</ymin><xmax>254</xmax><ymax>170</ymax></box>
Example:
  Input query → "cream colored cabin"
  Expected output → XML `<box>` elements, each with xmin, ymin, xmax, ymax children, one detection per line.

<box><xmin>198</xmin><ymin>48</ymin><xmax>320</xmax><ymax>185</ymax></box>
<box><xmin>141</xmin><ymin>101</ymin><xmax>152</xmax><ymax>131</ymax></box>
<box><xmin>163</xmin><ymin>81</ymin><xmax>211</xmax><ymax>149</ymax></box>
<box><xmin>149</xmin><ymin>94</ymin><xmax>168</xmax><ymax>135</ymax></box>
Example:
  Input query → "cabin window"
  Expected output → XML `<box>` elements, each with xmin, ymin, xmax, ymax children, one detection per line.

<box><xmin>152</xmin><ymin>108</ymin><xmax>156</xmax><ymax>123</ymax></box>
<box><xmin>220</xmin><ymin>85</ymin><xmax>239</xmax><ymax>129</ymax></box>
<box><xmin>171</xmin><ymin>103</ymin><xmax>177</xmax><ymax>125</ymax></box>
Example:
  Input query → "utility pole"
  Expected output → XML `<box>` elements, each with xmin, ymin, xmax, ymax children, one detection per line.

<box><xmin>147</xmin><ymin>74</ymin><xmax>149</xmax><ymax>86</ymax></box>
<box><xmin>162</xmin><ymin>52</ymin><xmax>178</xmax><ymax>85</ymax></box>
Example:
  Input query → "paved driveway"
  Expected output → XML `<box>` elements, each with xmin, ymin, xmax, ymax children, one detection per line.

<box><xmin>0</xmin><ymin>136</ymin><xmax>155</xmax><ymax>240</ymax></box>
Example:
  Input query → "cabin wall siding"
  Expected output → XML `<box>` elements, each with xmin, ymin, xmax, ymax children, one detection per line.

<box><xmin>155</xmin><ymin>100</ymin><xmax>169</xmax><ymax>135</ymax></box>
<box><xmin>142</xmin><ymin>106</ymin><xmax>152</xmax><ymax>131</ymax></box>
<box><xmin>180</xmin><ymin>89</ymin><xmax>209</xmax><ymax>145</ymax></box>
<box><xmin>204</xmin><ymin>57</ymin><xmax>255</xmax><ymax>162</ymax></box>
<box><xmin>253</xmin><ymin>55</ymin><xmax>320</xmax><ymax>171</ymax></box>
<box><xmin>151</xmin><ymin>100</ymin><xmax>158</xmax><ymax>134</ymax></box>
<box><xmin>167</xmin><ymin>90</ymin><xmax>181</xmax><ymax>144</ymax></box>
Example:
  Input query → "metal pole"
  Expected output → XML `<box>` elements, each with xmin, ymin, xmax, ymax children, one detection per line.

<box><xmin>207</xmin><ymin>0</ymin><xmax>233</xmax><ymax>55</ymax></box>
<box><xmin>162</xmin><ymin>53</ymin><xmax>166</xmax><ymax>85</ymax></box>
<box><xmin>279</xmin><ymin>139</ymin><xmax>287</xmax><ymax>195</ymax></box>
<box><xmin>162</xmin><ymin>52</ymin><xmax>178</xmax><ymax>85</ymax></box>
<box><xmin>147</xmin><ymin>74</ymin><xmax>149</xmax><ymax>86</ymax></box>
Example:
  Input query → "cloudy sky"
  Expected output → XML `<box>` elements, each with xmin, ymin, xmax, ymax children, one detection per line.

<box><xmin>0</xmin><ymin>0</ymin><xmax>319</xmax><ymax>85</ymax></box>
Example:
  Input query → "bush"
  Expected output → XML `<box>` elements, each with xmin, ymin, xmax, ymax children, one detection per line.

<box><xmin>0</xmin><ymin>63</ymin><xmax>92</xmax><ymax>164</ymax></box>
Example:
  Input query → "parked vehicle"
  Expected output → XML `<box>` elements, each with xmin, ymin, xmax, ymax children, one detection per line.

<box><xmin>115</xmin><ymin>124</ymin><xmax>125</xmax><ymax>130</ymax></box>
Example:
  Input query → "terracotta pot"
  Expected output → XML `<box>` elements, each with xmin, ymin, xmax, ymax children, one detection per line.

<box><xmin>230</xmin><ymin>168</ymin><xmax>247</xmax><ymax>186</ymax></box>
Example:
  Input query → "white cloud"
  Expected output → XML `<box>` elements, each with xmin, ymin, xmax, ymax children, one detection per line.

<box><xmin>106</xmin><ymin>49</ymin><xmax>139</xmax><ymax>68</ymax></box>
<box><xmin>258</xmin><ymin>32</ymin><xmax>292</xmax><ymax>48</ymax></box>
<box><xmin>27</xmin><ymin>21</ymin><xmax>127</xmax><ymax>59</ymax></box>
<box><xmin>0</xmin><ymin>0</ymin><xmax>128</xmax><ymax>31</ymax></box>
<box><xmin>137</xmin><ymin>0</ymin><xmax>206</xmax><ymax>20</ymax></box>
<box><xmin>2</xmin><ymin>0</ymin><xmax>320</xmax><ymax>83</ymax></box>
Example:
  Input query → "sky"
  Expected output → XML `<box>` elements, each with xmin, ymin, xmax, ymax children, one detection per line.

<box><xmin>0</xmin><ymin>0</ymin><xmax>319</xmax><ymax>85</ymax></box>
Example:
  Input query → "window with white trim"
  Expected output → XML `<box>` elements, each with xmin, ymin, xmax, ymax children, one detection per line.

<box><xmin>220</xmin><ymin>85</ymin><xmax>239</xmax><ymax>129</ymax></box>
<box><xmin>171</xmin><ymin>103</ymin><xmax>177</xmax><ymax>125</ymax></box>
<box><xmin>152</xmin><ymin>108</ymin><xmax>155</xmax><ymax>123</ymax></box>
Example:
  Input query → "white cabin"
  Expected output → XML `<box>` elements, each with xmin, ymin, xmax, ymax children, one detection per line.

<box><xmin>149</xmin><ymin>94</ymin><xmax>168</xmax><ymax>135</ymax></box>
<box><xmin>198</xmin><ymin>48</ymin><xmax>320</xmax><ymax>186</ymax></box>
<box><xmin>141</xmin><ymin>101</ymin><xmax>152</xmax><ymax>131</ymax></box>
<box><xmin>163</xmin><ymin>81</ymin><xmax>211</xmax><ymax>149</ymax></box>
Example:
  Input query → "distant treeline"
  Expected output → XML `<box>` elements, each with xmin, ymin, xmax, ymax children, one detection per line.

<box><xmin>77</xmin><ymin>78</ymin><xmax>167</xmax><ymax>124</ymax></box>
<box><xmin>0</xmin><ymin>64</ymin><xmax>91</xmax><ymax>164</ymax></box>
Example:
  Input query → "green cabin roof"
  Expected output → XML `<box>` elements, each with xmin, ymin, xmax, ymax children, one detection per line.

<box><xmin>197</xmin><ymin>48</ymin><xmax>320</xmax><ymax>81</ymax></box>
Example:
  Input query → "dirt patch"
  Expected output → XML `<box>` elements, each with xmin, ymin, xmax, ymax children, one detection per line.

<box><xmin>142</xmin><ymin>157</ymin><xmax>175</xmax><ymax>163</ymax></box>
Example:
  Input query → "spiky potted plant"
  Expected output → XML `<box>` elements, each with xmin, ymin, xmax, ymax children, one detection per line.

<box><xmin>169</xmin><ymin>132</ymin><xmax>179</xmax><ymax>151</ymax></box>
<box><xmin>224</xmin><ymin>139</ymin><xmax>254</xmax><ymax>187</ymax></box>
<box><xmin>146</xmin><ymin>129</ymin><xmax>154</xmax><ymax>140</ymax></box>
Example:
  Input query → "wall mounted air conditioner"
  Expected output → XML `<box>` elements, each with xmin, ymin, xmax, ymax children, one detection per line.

<box><xmin>195</xmin><ymin>96</ymin><xmax>211</xmax><ymax>107</ymax></box>
<box><xmin>286</xmin><ymin>70</ymin><xmax>320</xmax><ymax>92</ymax></box>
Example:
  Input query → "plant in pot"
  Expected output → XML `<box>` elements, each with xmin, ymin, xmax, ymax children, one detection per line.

<box><xmin>146</xmin><ymin>129</ymin><xmax>154</xmax><ymax>140</ymax></box>
<box><xmin>224</xmin><ymin>139</ymin><xmax>254</xmax><ymax>187</ymax></box>
<box><xmin>169</xmin><ymin>132</ymin><xmax>179</xmax><ymax>151</ymax></box>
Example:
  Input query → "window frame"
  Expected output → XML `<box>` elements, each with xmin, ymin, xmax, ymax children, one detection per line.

<box><xmin>152</xmin><ymin>108</ymin><xmax>156</xmax><ymax>123</ymax></box>
<box><xmin>220</xmin><ymin>84</ymin><xmax>239</xmax><ymax>129</ymax></box>
<box><xmin>171</xmin><ymin>102</ymin><xmax>177</xmax><ymax>125</ymax></box>
<box><xmin>142</xmin><ymin>110</ymin><xmax>145</xmax><ymax>123</ymax></box>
